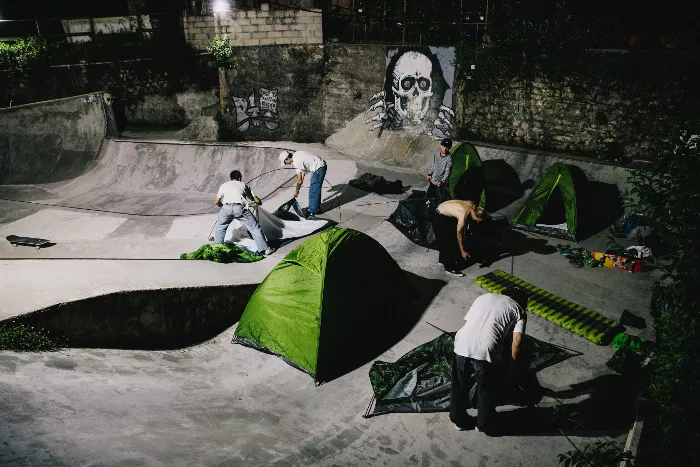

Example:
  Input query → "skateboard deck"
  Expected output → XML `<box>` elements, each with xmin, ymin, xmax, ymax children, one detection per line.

<box><xmin>6</xmin><ymin>235</ymin><xmax>51</xmax><ymax>249</ymax></box>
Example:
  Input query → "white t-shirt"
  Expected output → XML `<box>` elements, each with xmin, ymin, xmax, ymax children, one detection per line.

<box><xmin>292</xmin><ymin>151</ymin><xmax>326</xmax><ymax>174</ymax></box>
<box><xmin>217</xmin><ymin>180</ymin><xmax>255</xmax><ymax>205</ymax></box>
<box><xmin>453</xmin><ymin>293</ymin><xmax>527</xmax><ymax>363</ymax></box>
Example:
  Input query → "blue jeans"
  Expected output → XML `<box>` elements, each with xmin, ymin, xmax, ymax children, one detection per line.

<box><xmin>308</xmin><ymin>164</ymin><xmax>326</xmax><ymax>215</ymax></box>
<box><xmin>214</xmin><ymin>204</ymin><xmax>268</xmax><ymax>252</ymax></box>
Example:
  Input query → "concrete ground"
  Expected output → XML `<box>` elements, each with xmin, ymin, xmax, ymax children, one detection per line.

<box><xmin>0</xmin><ymin>136</ymin><xmax>654</xmax><ymax>467</ymax></box>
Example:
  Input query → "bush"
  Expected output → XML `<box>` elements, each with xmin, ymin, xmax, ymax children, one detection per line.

<box><xmin>0</xmin><ymin>36</ymin><xmax>50</xmax><ymax>71</ymax></box>
<box><xmin>625</xmin><ymin>125</ymin><xmax>700</xmax><ymax>465</ymax></box>
<box><xmin>208</xmin><ymin>35</ymin><xmax>234</xmax><ymax>68</ymax></box>
<box><xmin>0</xmin><ymin>321</ymin><xmax>65</xmax><ymax>352</ymax></box>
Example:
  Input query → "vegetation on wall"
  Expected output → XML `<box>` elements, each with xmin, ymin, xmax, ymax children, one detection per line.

<box><xmin>624</xmin><ymin>125</ymin><xmax>700</xmax><ymax>466</ymax></box>
<box><xmin>0</xmin><ymin>320</ymin><xmax>65</xmax><ymax>352</ymax></box>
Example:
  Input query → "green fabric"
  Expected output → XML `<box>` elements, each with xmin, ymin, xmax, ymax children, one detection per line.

<box><xmin>448</xmin><ymin>141</ymin><xmax>486</xmax><ymax>207</ymax></box>
<box><xmin>234</xmin><ymin>227</ymin><xmax>408</xmax><ymax>382</ymax></box>
<box><xmin>611</xmin><ymin>332</ymin><xmax>645</xmax><ymax>352</ymax></box>
<box><xmin>180</xmin><ymin>244</ymin><xmax>263</xmax><ymax>263</ymax></box>
<box><xmin>475</xmin><ymin>269</ymin><xmax>622</xmax><ymax>345</ymax></box>
<box><xmin>512</xmin><ymin>163</ymin><xmax>578</xmax><ymax>238</ymax></box>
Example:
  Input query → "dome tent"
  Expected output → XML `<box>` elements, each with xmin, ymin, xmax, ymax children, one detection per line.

<box><xmin>448</xmin><ymin>141</ymin><xmax>486</xmax><ymax>207</ymax></box>
<box><xmin>511</xmin><ymin>163</ymin><xmax>585</xmax><ymax>241</ymax></box>
<box><xmin>233</xmin><ymin>227</ymin><xmax>414</xmax><ymax>383</ymax></box>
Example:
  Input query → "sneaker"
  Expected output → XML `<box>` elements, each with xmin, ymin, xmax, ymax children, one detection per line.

<box><xmin>445</xmin><ymin>269</ymin><xmax>465</xmax><ymax>277</ymax></box>
<box><xmin>451</xmin><ymin>416</ymin><xmax>475</xmax><ymax>431</ymax></box>
<box><xmin>264</xmin><ymin>247</ymin><xmax>277</xmax><ymax>256</ymax></box>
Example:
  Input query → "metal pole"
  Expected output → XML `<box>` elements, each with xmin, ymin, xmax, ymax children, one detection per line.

<box><xmin>403</xmin><ymin>0</ymin><xmax>406</xmax><ymax>43</ymax></box>
<box><xmin>484</xmin><ymin>0</ymin><xmax>489</xmax><ymax>36</ymax></box>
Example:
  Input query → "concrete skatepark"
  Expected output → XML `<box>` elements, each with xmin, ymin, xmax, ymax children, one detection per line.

<box><xmin>1</xmin><ymin>94</ymin><xmax>653</xmax><ymax>466</ymax></box>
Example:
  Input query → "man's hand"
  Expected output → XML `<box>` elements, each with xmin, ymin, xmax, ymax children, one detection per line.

<box><xmin>462</xmin><ymin>250</ymin><xmax>470</xmax><ymax>260</ymax></box>
<box><xmin>427</xmin><ymin>175</ymin><xmax>432</xmax><ymax>183</ymax></box>
<box><xmin>215</xmin><ymin>196</ymin><xmax>223</xmax><ymax>207</ymax></box>
<box><xmin>436</xmin><ymin>180</ymin><xmax>442</xmax><ymax>187</ymax></box>
<box><xmin>253</xmin><ymin>195</ymin><xmax>262</xmax><ymax>206</ymax></box>
<box><xmin>293</xmin><ymin>190</ymin><xmax>300</xmax><ymax>198</ymax></box>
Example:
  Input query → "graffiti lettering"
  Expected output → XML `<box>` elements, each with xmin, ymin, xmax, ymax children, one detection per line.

<box><xmin>232</xmin><ymin>88</ymin><xmax>280</xmax><ymax>132</ymax></box>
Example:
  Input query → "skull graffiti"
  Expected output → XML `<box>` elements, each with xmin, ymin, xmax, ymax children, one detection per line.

<box><xmin>391</xmin><ymin>51</ymin><xmax>433</xmax><ymax>126</ymax></box>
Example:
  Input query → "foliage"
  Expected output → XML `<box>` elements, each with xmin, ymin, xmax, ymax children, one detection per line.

<box><xmin>622</xmin><ymin>124</ymin><xmax>700</xmax><ymax>465</ymax></box>
<box><xmin>557</xmin><ymin>441</ymin><xmax>633</xmax><ymax>467</ymax></box>
<box><xmin>0</xmin><ymin>32</ymin><xmax>199</xmax><ymax>72</ymax></box>
<box><xmin>208</xmin><ymin>35</ymin><xmax>234</xmax><ymax>69</ymax></box>
<box><xmin>0</xmin><ymin>36</ymin><xmax>50</xmax><ymax>71</ymax></box>
<box><xmin>0</xmin><ymin>320</ymin><xmax>65</xmax><ymax>352</ymax></box>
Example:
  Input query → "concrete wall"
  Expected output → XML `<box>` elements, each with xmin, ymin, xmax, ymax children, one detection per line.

<box><xmin>61</xmin><ymin>15</ymin><xmax>153</xmax><ymax>43</ymax></box>
<box><xmin>183</xmin><ymin>4</ymin><xmax>323</xmax><ymax>50</ymax></box>
<box><xmin>0</xmin><ymin>56</ymin><xmax>218</xmax><ymax>129</ymax></box>
<box><xmin>0</xmin><ymin>93</ymin><xmax>113</xmax><ymax>185</ymax></box>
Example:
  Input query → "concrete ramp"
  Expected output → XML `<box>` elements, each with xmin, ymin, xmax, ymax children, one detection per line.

<box><xmin>0</xmin><ymin>93</ymin><xmax>113</xmax><ymax>185</ymax></box>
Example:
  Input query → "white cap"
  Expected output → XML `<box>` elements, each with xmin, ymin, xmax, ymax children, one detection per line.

<box><xmin>279</xmin><ymin>151</ymin><xmax>292</xmax><ymax>166</ymax></box>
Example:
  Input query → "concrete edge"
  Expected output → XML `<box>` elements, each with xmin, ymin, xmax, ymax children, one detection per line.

<box><xmin>619</xmin><ymin>360</ymin><xmax>649</xmax><ymax>467</ymax></box>
<box><xmin>470</xmin><ymin>140</ymin><xmax>632</xmax><ymax>168</ymax></box>
<box><xmin>0</xmin><ymin>91</ymin><xmax>109</xmax><ymax>111</ymax></box>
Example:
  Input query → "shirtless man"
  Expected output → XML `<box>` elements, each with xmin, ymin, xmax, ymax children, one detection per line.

<box><xmin>435</xmin><ymin>199</ymin><xmax>484</xmax><ymax>276</ymax></box>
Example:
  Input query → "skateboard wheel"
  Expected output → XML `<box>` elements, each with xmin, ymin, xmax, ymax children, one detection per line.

<box><xmin>36</xmin><ymin>246</ymin><xmax>41</xmax><ymax>250</ymax></box>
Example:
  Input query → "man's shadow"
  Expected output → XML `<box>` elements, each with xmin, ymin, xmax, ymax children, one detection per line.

<box><xmin>495</xmin><ymin>373</ymin><xmax>641</xmax><ymax>437</ymax></box>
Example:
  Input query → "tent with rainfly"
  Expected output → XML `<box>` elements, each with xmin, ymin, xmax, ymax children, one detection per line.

<box><xmin>448</xmin><ymin>141</ymin><xmax>486</xmax><ymax>207</ymax></box>
<box><xmin>511</xmin><ymin>162</ymin><xmax>584</xmax><ymax>241</ymax></box>
<box><xmin>233</xmin><ymin>227</ymin><xmax>414</xmax><ymax>384</ymax></box>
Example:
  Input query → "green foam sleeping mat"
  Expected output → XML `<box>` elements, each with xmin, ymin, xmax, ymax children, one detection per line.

<box><xmin>474</xmin><ymin>270</ymin><xmax>622</xmax><ymax>345</ymax></box>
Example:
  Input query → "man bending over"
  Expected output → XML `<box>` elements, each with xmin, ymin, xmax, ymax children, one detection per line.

<box><xmin>434</xmin><ymin>199</ymin><xmax>484</xmax><ymax>276</ymax></box>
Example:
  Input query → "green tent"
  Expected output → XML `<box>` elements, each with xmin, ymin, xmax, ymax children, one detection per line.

<box><xmin>233</xmin><ymin>227</ymin><xmax>412</xmax><ymax>383</ymax></box>
<box><xmin>448</xmin><ymin>141</ymin><xmax>486</xmax><ymax>207</ymax></box>
<box><xmin>511</xmin><ymin>162</ymin><xmax>581</xmax><ymax>241</ymax></box>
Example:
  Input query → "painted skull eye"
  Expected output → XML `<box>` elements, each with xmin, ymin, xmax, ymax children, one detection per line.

<box><xmin>401</xmin><ymin>77</ymin><xmax>416</xmax><ymax>90</ymax></box>
<box><xmin>418</xmin><ymin>78</ymin><xmax>431</xmax><ymax>91</ymax></box>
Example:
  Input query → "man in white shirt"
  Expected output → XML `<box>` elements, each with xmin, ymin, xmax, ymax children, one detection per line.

<box><xmin>450</xmin><ymin>286</ymin><xmax>529</xmax><ymax>435</ymax></box>
<box><xmin>279</xmin><ymin>150</ymin><xmax>327</xmax><ymax>218</ymax></box>
<box><xmin>214</xmin><ymin>170</ymin><xmax>275</xmax><ymax>256</ymax></box>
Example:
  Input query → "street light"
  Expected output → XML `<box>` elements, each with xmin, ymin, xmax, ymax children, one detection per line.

<box><xmin>213</xmin><ymin>0</ymin><xmax>228</xmax><ymax>13</ymax></box>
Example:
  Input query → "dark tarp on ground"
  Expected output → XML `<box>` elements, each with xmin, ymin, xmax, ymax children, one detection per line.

<box><xmin>349</xmin><ymin>173</ymin><xmax>404</xmax><ymax>195</ymax></box>
<box><xmin>387</xmin><ymin>190</ymin><xmax>439</xmax><ymax>249</ymax></box>
<box><xmin>365</xmin><ymin>331</ymin><xmax>578</xmax><ymax>417</ymax></box>
<box><xmin>387</xmin><ymin>190</ymin><xmax>503</xmax><ymax>266</ymax></box>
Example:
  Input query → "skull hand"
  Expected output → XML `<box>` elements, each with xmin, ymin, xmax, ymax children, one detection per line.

<box><xmin>428</xmin><ymin>105</ymin><xmax>455</xmax><ymax>139</ymax></box>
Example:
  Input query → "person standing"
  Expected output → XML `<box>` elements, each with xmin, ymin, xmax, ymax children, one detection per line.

<box><xmin>279</xmin><ymin>150</ymin><xmax>327</xmax><ymax>218</ymax></box>
<box><xmin>426</xmin><ymin>138</ymin><xmax>454</xmax><ymax>201</ymax></box>
<box><xmin>214</xmin><ymin>170</ymin><xmax>275</xmax><ymax>256</ymax></box>
<box><xmin>450</xmin><ymin>286</ymin><xmax>529</xmax><ymax>435</ymax></box>
<box><xmin>434</xmin><ymin>199</ymin><xmax>484</xmax><ymax>277</ymax></box>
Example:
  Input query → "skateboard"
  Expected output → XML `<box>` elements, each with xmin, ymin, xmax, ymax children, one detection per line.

<box><xmin>6</xmin><ymin>235</ymin><xmax>51</xmax><ymax>250</ymax></box>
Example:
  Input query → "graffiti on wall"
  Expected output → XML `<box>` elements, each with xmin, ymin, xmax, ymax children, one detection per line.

<box><xmin>232</xmin><ymin>88</ymin><xmax>280</xmax><ymax>132</ymax></box>
<box><xmin>365</xmin><ymin>47</ymin><xmax>455</xmax><ymax>139</ymax></box>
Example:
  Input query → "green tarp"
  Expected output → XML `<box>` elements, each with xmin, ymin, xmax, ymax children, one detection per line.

<box><xmin>512</xmin><ymin>162</ymin><xmax>580</xmax><ymax>241</ymax></box>
<box><xmin>448</xmin><ymin>141</ymin><xmax>487</xmax><ymax>207</ymax></box>
<box><xmin>366</xmin><ymin>331</ymin><xmax>578</xmax><ymax>417</ymax></box>
<box><xmin>180</xmin><ymin>244</ymin><xmax>263</xmax><ymax>263</ymax></box>
<box><xmin>233</xmin><ymin>227</ymin><xmax>412</xmax><ymax>383</ymax></box>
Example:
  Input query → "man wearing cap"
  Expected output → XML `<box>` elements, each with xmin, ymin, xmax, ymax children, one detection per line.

<box><xmin>427</xmin><ymin>138</ymin><xmax>454</xmax><ymax>201</ymax></box>
<box><xmin>279</xmin><ymin>150</ymin><xmax>327</xmax><ymax>218</ymax></box>
<box><xmin>450</xmin><ymin>286</ymin><xmax>528</xmax><ymax>435</ymax></box>
<box><xmin>214</xmin><ymin>170</ymin><xmax>275</xmax><ymax>256</ymax></box>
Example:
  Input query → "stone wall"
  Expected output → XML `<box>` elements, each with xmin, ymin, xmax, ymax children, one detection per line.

<box><xmin>183</xmin><ymin>4</ymin><xmax>323</xmax><ymax>50</ymax></box>
<box><xmin>453</xmin><ymin>51</ymin><xmax>697</xmax><ymax>162</ymax></box>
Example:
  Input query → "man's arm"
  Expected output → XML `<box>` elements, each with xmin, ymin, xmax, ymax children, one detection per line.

<box><xmin>427</xmin><ymin>153</ymin><xmax>435</xmax><ymax>182</ymax></box>
<box><xmin>215</xmin><ymin>196</ymin><xmax>223</xmax><ymax>207</ymax></box>
<box><xmin>294</xmin><ymin>172</ymin><xmax>304</xmax><ymax>198</ymax></box>
<box><xmin>456</xmin><ymin>217</ymin><xmax>468</xmax><ymax>259</ymax></box>
<box><xmin>511</xmin><ymin>331</ymin><xmax>524</xmax><ymax>361</ymax></box>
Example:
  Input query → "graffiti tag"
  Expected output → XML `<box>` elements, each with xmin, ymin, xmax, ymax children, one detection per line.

<box><xmin>233</xmin><ymin>88</ymin><xmax>280</xmax><ymax>132</ymax></box>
